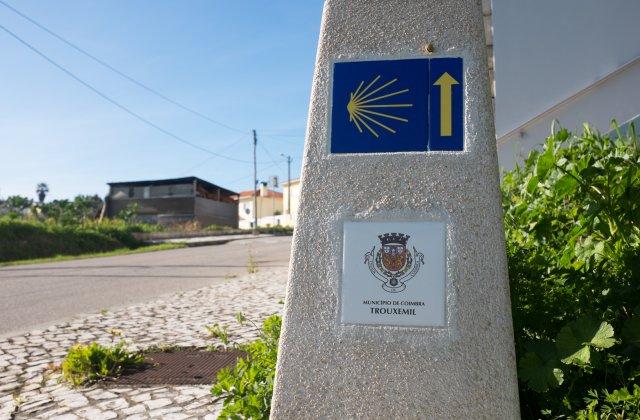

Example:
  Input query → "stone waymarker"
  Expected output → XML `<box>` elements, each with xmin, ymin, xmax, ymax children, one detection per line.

<box><xmin>272</xmin><ymin>0</ymin><xmax>520</xmax><ymax>418</ymax></box>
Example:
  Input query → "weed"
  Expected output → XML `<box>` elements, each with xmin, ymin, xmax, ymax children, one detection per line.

<box><xmin>105</xmin><ymin>328</ymin><xmax>123</xmax><ymax>337</ymax></box>
<box><xmin>235</xmin><ymin>312</ymin><xmax>247</xmax><ymax>326</ymax></box>
<box><xmin>143</xmin><ymin>344</ymin><xmax>181</xmax><ymax>353</ymax></box>
<box><xmin>39</xmin><ymin>363</ymin><xmax>59</xmax><ymax>387</ymax></box>
<box><xmin>11</xmin><ymin>392</ymin><xmax>26</xmax><ymax>419</ymax></box>
<box><xmin>247</xmin><ymin>252</ymin><xmax>258</xmax><ymax>274</ymax></box>
<box><xmin>205</xmin><ymin>323</ymin><xmax>230</xmax><ymax>345</ymax></box>
<box><xmin>61</xmin><ymin>341</ymin><xmax>144</xmax><ymax>386</ymax></box>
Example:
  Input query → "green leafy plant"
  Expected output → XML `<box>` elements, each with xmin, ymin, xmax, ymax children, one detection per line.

<box><xmin>235</xmin><ymin>311</ymin><xmax>247</xmax><ymax>326</ymax></box>
<box><xmin>61</xmin><ymin>342</ymin><xmax>144</xmax><ymax>386</ymax></box>
<box><xmin>212</xmin><ymin>315</ymin><xmax>281</xmax><ymax>420</ymax></box>
<box><xmin>503</xmin><ymin>122</ymin><xmax>640</xmax><ymax>418</ymax></box>
<box><xmin>116</xmin><ymin>203</ymin><xmax>138</xmax><ymax>223</ymax></box>
<box><xmin>206</xmin><ymin>323</ymin><xmax>230</xmax><ymax>346</ymax></box>
<box><xmin>574</xmin><ymin>384</ymin><xmax>640</xmax><ymax>419</ymax></box>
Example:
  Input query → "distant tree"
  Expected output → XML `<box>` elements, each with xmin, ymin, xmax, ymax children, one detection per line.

<box><xmin>40</xmin><ymin>199</ymin><xmax>74</xmax><ymax>224</ymax></box>
<box><xmin>36</xmin><ymin>183</ymin><xmax>49</xmax><ymax>204</ymax></box>
<box><xmin>73</xmin><ymin>195</ymin><xmax>103</xmax><ymax>221</ymax></box>
<box><xmin>38</xmin><ymin>195</ymin><xmax>103</xmax><ymax>225</ymax></box>
<box><xmin>3</xmin><ymin>195</ymin><xmax>33</xmax><ymax>215</ymax></box>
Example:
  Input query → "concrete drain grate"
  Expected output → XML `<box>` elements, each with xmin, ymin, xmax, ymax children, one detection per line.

<box><xmin>113</xmin><ymin>349</ymin><xmax>245</xmax><ymax>386</ymax></box>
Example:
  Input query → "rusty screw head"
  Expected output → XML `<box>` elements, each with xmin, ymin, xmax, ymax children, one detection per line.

<box><xmin>423</xmin><ymin>43</ymin><xmax>434</xmax><ymax>54</ymax></box>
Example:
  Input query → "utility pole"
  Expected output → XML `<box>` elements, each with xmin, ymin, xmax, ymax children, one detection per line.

<box><xmin>252</xmin><ymin>129</ymin><xmax>258</xmax><ymax>234</ymax></box>
<box><xmin>281</xmin><ymin>154</ymin><xmax>292</xmax><ymax>215</ymax></box>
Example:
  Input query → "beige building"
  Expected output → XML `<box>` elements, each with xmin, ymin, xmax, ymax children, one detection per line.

<box><xmin>236</xmin><ymin>184</ymin><xmax>283</xmax><ymax>229</ymax></box>
<box><xmin>281</xmin><ymin>178</ymin><xmax>301</xmax><ymax>227</ymax></box>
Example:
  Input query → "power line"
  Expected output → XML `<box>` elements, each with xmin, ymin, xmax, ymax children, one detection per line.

<box><xmin>261</xmin><ymin>133</ymin><xmax>304</xmax><ymax>144</ymax></box>
<box><xmin>178</xmin><ymin>132</ymin><xmax>250</xmax><ymax>175</ymax></box>
<box><xmin>260</xmin><ymin>132</ymin><xmax>305</xmax><ymax>137</ymax></box>
<box><xmin>0</xmin><ymin>23</ymin><xmax>255</xmax><ymax>164</ymax></box>
<box><xmin>223</xmin><ymin>161</ymin><xmax>280</xmax><ymax>185</ymax></box>
<box><xmin>258</xmin><ymin>142</ymin><xmax>283</xmax><ymax>171</ymax></box>
<box><xmin>0</xmin><ymin>0</ymin><xmax>245</xmax><ymax>134</ymax></box>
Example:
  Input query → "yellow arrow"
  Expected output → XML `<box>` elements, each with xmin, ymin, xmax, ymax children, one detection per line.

<box><xmin>434</xmin><ymin>72</ymin><xmax>459</xmax><ymax>136</ymax></box>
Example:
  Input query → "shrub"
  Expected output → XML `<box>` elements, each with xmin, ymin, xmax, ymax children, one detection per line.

<box><xmin>0</xmin><ymin>218</ymin><xmax>122</xmax><ymax>262</ymax></box>
<box><xmin>61</xmin><ymin>342</ymin><xmax>144</xmax><ymax>386</ymax></box>
<box><xmin>503</xmin><ymin>123</ymin><xmax>640</xmax><ymax>418</ymax></box>
<box><xmin>0</xmin><ymin>217</ymin><xmax>157</xmax><ymax>262</ymax></box>
<box><xmin>212</xmin><ymin>315</ymin><xmax>281</xmax><ymax>419</ymax></box>
<box><xmin>115</xmin><ymin>203</ymin><xmax>138</xmax><ymax>223</ymax></box>
<box><xmin>255</xmin><ymin>225</ymin><xmax>293</xmax><ymax>235</ymax></box>
<box><xmin>205</xmin><ymin>224</ymin><xmax>238</xmax><ymax>233</ymax></box>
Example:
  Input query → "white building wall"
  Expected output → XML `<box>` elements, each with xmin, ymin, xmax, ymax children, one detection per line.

<box><xmin>283</xmin><ymin>180</ymin><xmax>301</xmax><ymax>221</ymax></box>
<box><xmin>492</xmin><ymin>0</ymin><xmax>640</xmax><ymax>170</ymax></box>
<box><xmin>237</xmin><ymin>194</ymin><xmax>284</xmax><ymax>229</ymax></box>
<box><xmin>497</xmin><ymin>59</ymin><xmax>640</xmax><ymax>171</ymax></box>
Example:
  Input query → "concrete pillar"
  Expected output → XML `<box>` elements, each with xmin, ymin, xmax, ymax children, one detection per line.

<box><xmin>271</xmin><ymin>0</ymin><xmax>520</xmax><ymax>417</ymax></box>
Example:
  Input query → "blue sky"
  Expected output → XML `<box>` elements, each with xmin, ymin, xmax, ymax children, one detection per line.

<box><xmin>0</xmin><ymin>1</ymin><xmax>323</xmax><ymax>200</ymax></box>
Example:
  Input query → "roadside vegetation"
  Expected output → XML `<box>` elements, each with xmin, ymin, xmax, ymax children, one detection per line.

<box><xmin>0</xmin><ymin>242</ymin><xmax>185</xmax><ymax>267</ymax></box>
<box><xmin>0</xmin><ymin>191</ymin><xmax>292</xmax><ymax>263</ymax></box>
<box><xmin>204</xmin><ymin>224</ymin><xmax>294</xmax><ymax>236</ymax></box>
<box><xmin>0</xmin><ymin>195</ymin><xmax>162</xmax><ymax>263</ymax></box>
<box><xmin>504</xmin><ymin>123</ymin><xmax>640</xmax><ymax>418</ymax></box>
<box><xmin>0</xmin><ymin>216</ymin><xmax>161</xmax><ymax>263</ymax></box>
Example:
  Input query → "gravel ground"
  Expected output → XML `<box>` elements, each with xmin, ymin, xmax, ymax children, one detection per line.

<box><xmin>0</xmin><ymin>267</ymin><xmax>287</xmax><ymax>419</ymax></box>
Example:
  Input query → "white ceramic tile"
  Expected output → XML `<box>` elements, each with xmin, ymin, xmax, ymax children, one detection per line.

<box><xmin>340</xmin><ymin>221</ymin><xmax>446</xmax><ymax>327</ymax></box>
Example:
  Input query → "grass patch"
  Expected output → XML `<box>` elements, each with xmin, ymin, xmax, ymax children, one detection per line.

<box><xmin>62</xmin><ymin>342</ymin><xmax>144</xmax><ymax>386</ymax></box>
<box><xmin>0</xmin><ymin>243</ymin><xmax>185</xmax><ymax>266</ymax></box>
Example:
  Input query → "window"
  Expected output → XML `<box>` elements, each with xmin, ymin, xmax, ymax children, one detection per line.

<box><xmin>128</xmin><ymin>187</ymin><xmax>134</xmax><ymax>198</ymax></box>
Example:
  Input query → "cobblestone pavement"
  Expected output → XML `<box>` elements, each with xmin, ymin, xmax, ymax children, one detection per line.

<box><xmin>0</xmin><ymin>268</ymin><xmax>287</xmax><ymax>419</ymax></box>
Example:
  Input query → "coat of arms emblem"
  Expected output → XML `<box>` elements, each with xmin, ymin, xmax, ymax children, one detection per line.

<box><xmin>364</xmin><ymin>232</ymin><xmax>425</xmax><ymax>293</ymax></box>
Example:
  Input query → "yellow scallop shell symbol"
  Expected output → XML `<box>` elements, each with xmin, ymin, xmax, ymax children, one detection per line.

<box><xmin>346</xmin><ymin>75</ymin><xmax>413</xmax><ymax>138</ymax></box>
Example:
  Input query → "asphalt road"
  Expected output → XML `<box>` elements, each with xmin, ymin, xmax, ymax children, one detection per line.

<box><xmin>0</xmin><ymin>236</ymin><xmax>291</xmax><ymax>336</ymax></box>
